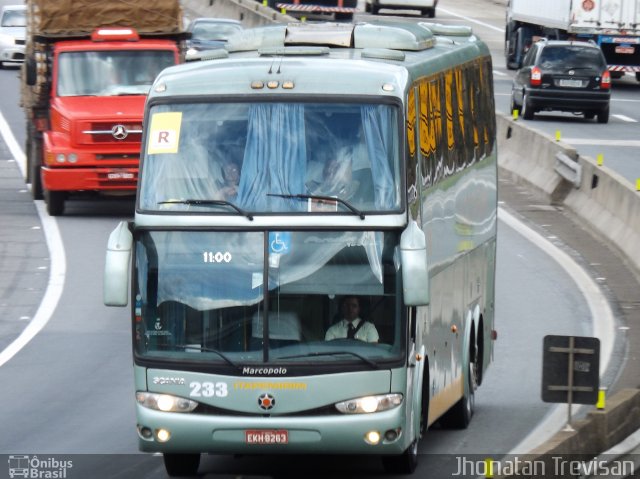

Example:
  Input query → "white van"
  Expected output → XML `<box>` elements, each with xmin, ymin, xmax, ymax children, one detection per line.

<box><xmin>364</xmin><ymin>0</ymin><xmax>437</xmax><ymax>17</ymax></box>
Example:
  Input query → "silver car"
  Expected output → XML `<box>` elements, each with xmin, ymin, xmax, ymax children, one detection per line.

<box><xmin>0</xmin><ymin>5</ymin><xmax>26</xmax><ymax>68</ymax></box>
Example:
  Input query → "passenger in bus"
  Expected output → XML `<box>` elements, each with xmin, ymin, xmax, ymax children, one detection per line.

<box><xmin>218</xmin><ymin>159</ymin><xmax>241</xmax><ymax>201</ymax></box>
<box><xmin>308</xmin><ymin>149</ymin><xmax>360</xmax><ymax>201</ymax></box>
<box><xmin>325</xmin><ymin>296</ymin><xmax>379</xmax><ymax>343</ymax></box>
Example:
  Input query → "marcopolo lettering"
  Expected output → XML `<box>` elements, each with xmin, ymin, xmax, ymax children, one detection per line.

<box><xmin>242</xmin><ymin>367</ymin><xmax>287</xmax><ymax>375</ymax></box>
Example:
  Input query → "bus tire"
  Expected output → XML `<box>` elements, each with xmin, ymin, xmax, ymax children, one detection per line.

<box><xmin>381</xmin><ymin>438</ymin><xmax>418</xmax><ymax>474</ymax></box>
<box><xmin>163</xmin><ymin>453</ymin><xmax>200</xmax><ymax>477</ymax></box>
<box><xmin>439</xmin><ymin>344</ymin><xmax>476</xmax><ymax>429</ymax></box>
<box><xmin>45</xmin><ymin>190</ymin><xmax>66</xmax><ymax>216</ymax></box>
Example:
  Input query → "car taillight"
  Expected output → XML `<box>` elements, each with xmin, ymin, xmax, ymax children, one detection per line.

<box><xmin>600</xmin><ymin>70</ymin><xmax>611</xmax><ymax>89</ymax></box>
<box><xmin>530</xmin><ymin>66</ymin><xmax>542</xmax><ymax>86</ymax></box>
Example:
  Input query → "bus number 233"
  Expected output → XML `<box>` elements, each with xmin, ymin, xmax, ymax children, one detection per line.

<box><xmin>190</xmin><ymin>381</ymin><xmax>228</xmax><ymax>397</ymax></box>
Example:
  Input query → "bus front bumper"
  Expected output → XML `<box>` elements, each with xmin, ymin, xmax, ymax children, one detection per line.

<box><xmin>136</xmin><ymin>404</ymin><xmax>411</xmax><ymax>455</ymax></box>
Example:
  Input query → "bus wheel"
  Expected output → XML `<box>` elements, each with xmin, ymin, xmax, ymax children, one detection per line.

<box><xmin>381</xmin><ymin>438</ymin><xmax>418</xmax><ymax>474</ymax></box>
<box><xmin>45</xmin><ymin>190</ymin><xmax>66</xmax><ymax>216</ymax></box>
<box><xmin>439</xmin><ymin>353</ymin><xmax>475</xmax><ymax>429</ymax></box>
<box><xmin>163</xmin><ymin>453</ymin><xmax>200</xmax><ymax>477</ymax></box>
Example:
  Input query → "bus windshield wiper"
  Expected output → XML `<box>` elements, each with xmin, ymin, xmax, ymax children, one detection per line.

<box><xmin>173</xmin><ymin>344</ymin><xmax>239</xmax><ymax>368</ymax></box>
<box><xmin>158</xmin><ymin>199</ymin><xmax>253</xmax><ymax>220</ymax></box>
<box><xmin>279</xmin><ymin>351</ymin><xmax>379</xmax><ymax>369</ymax></box>
<box><xmin>267</xmin><ymin>193</ymin><xmax>365</xmax><ymax>220</ymax></box>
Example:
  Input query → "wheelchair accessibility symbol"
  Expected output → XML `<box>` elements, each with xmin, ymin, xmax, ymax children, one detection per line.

<box><xmin>269</xmin><ymin>232</ymin><xmax>291</xmax><ymax>255</ymax></box>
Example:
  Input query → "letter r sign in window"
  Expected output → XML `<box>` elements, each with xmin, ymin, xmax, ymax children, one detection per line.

<box><xmin>148</xmin><ymin>112</ymin><xmax>182</xmax><ymax>154</ymax></box>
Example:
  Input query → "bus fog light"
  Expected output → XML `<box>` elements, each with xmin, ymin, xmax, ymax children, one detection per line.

<box><xmin>55</xmin><ymin>154</ymin><xmax>66</xmax><ymax>163</ymax></box>
<box><xmin>384</xmin><ymin>429</ymin><xmax>399</xmax><ymax>442</ymax></box>
<box><xmin>68</xmin><ymin>153</ymin><xmax>78</xmax><ymax>163</ymax></box>
<box><xmin>137</xmin><ymin>425</ymin><xmax>153</xmax><ymax>440</ymax></box>
<box><xmin>156</xmin><ymin>428</ymin><xmax>171</xmax><ymax>442</ymax></box>
<box><xmin>365</xmin><ymin>431</ymin><xmax>381</xmax><ymax>445</ymax></box>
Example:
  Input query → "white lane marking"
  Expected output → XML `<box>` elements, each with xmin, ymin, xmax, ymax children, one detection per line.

<box><xmin>612</xmin><ymin>114</ymin><xmax>637</xmax><ymax>122</ymax></box>
<box><xmin>0</xmin><ymin>111</ymin><xmax>66</xmax><ymax>368</ymax></box>
<box><xmin>0</xmin><ymin>110</ymin><xmax>26</xmax><ymax>177</ymax></box>
<box><xmin>498</xmin><ymin>207</ymin><xmax>615</xmax><ymax>454</ymax></box>
<box><xmin>438</xmin><ymin>7</ymin><xmax>505</xmax><ymax>33</ymax></box>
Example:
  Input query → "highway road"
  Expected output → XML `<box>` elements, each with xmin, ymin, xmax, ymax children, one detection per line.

<box><xmin>0</xmin><ymin>0</ymin><xmax>632</xmax><ymax>477</ymax></box>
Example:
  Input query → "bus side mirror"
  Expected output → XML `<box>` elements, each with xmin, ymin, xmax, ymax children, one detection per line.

<box><xmin>104</xmin><ymin>221</ymin><xmax>133</xmax><ymax>307</ymax></box>
<box><xmin>400</xmin><ymin>220</ymin><xmax>430</xmax><ymax>306</ymax></box>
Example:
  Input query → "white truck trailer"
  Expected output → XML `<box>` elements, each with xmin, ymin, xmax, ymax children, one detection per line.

<box><xmin>505</xmin><ymin>0</ymin><xmax>640</xmax><ymax>80</ymax></box>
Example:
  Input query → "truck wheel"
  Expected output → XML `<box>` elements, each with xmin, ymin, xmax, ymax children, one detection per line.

<box><xmin>29</xmin><ymin>134</ymin><xmax>44</xmax><ymax>200</ymax></box>
<box><xmin>163</xmin><ymin>453</ymin><xmax>200</xmax><ymax>477</ymax></box>
<box><xmin>422</xmin><ymin>7</ymin><xmax>435</xmax><ymax>17</ymax></box>
<box><xmin>45</xmin><ymin>190</ymin><xmax>66</xmax><ymax>216</ymax></box>
<box><xmin>334</xmin><ymin>12</ymin><xmax>353</xmax><ymax>21</ymax></box>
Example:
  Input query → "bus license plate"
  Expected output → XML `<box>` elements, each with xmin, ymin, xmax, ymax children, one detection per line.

<box><xmin>245</xmin><ymin>430</ymin><xmax>288</xmax><ymax>444</ymax></box>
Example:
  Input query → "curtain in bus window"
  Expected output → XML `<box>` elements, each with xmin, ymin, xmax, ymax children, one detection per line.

<box><xmin>152</xmin><ymin>231</ymin><xmax>264</xmax><ymax>311</ymax></box>
<box><xmin>361</xmin><ymin>105</ymin><xmax>396</xmax><ymax>209</ymax></box>
<box><xmin>236</xmin><ymin>104</ymin><xmax>307</xmax><ymax>211</ymax></box>
<box><xmin>269</xmin><ymin>231</ymin><xmax>383</xmax><ymax>293</ymax></box>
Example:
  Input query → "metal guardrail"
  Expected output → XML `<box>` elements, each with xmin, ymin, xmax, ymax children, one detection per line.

<box><xmin>555</xmin><ymin>151</ymin><xmax>582</xmax><ymax>188</ymax></box>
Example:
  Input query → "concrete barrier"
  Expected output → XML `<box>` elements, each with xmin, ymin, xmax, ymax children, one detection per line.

<box><xmin>499</xmin><ymin>112</ymin><xmax>640</xmax><ymax>471</ymax></box>
<box><xmin>492</xmin><ymin>389</ymin><xmax>640</xmax><ymax>478</ymax></box>
<box><xmin>497</xmin><ymin>113</ymin><xmax>640</xmax><ymax>277</ymax></box>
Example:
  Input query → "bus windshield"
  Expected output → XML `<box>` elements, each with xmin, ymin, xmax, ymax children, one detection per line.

<box><xmin>139</xmin><ymin>102</ymin><xmax>402</xmax><ymax>214</ymax></box>
<box><xmin>134</xmin><ymin>229</ymin><xmax>404</xmax><ymax>369</ymax></box>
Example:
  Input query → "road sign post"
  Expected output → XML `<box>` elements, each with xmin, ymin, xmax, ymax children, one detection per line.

<box><xmin>542</xmin><ymin>335</ymin><xmax>600</xmax><ymax>430</ymax></box>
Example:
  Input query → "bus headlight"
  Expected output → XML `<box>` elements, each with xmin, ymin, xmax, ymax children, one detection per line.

<box><xmin>335</xmin><ymin>394</ymin><xmax>403</xmax><ymax>414</ymax></box>
<box><xmin>136</xmin><ymin>392</ymin><xmax>198</xmax><ymax>413</ymax></box>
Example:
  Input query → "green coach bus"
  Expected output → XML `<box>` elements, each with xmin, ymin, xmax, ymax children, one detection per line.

<box><xmin>104</xmin><ymin>20</ymin><xmax>498</xmax><ymax>476</ymax></box>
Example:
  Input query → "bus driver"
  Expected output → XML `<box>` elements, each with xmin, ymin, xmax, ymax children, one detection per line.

<box><xmin>325</xmin><ymin>296</ymin><xmax>379</xmax><ymax>343</ymax></box>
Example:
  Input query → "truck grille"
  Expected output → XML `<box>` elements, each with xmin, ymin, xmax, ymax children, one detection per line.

<box><xmin>83</xmin><ymin>122</ymin><xmax>143</xmax><ymax>145</ymax></box>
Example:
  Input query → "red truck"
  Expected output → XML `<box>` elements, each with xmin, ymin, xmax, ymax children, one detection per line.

<box><xmin>22</xmin><ymin>0</ymin><xmax>186</xmax><ymax>215</ymax></box>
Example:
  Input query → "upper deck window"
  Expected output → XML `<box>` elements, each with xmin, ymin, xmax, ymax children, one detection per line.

<box><xmin>139</xmin><ymin>102</ymin><xmax>402</xmax><ymax>214</ymax></box>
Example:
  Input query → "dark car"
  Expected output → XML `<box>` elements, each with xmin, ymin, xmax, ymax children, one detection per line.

<box><xmin>510</xmin><ymin>39</ymin><xmax>611</xmax><ymax>123</ymax></box>
<box><xmin>186</xmin><ymin>18</ymin><xmax>243</xmax><ymax>53</ymax></box>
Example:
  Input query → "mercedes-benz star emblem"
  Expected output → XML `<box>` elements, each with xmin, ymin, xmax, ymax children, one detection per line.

<box><xmin>568</xmin><ymin>70</ymin><xmax>575</xmax><ymax>76</ymax></box>
<box><xmin>258</xmin><ymin>393</ymin><xmax>275</xmax><ymax>410</ymax></box>
<box><xmin>111</xmin><ymin>124</ymin><xmax>129</xmax><ymax>140</ymax></box>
